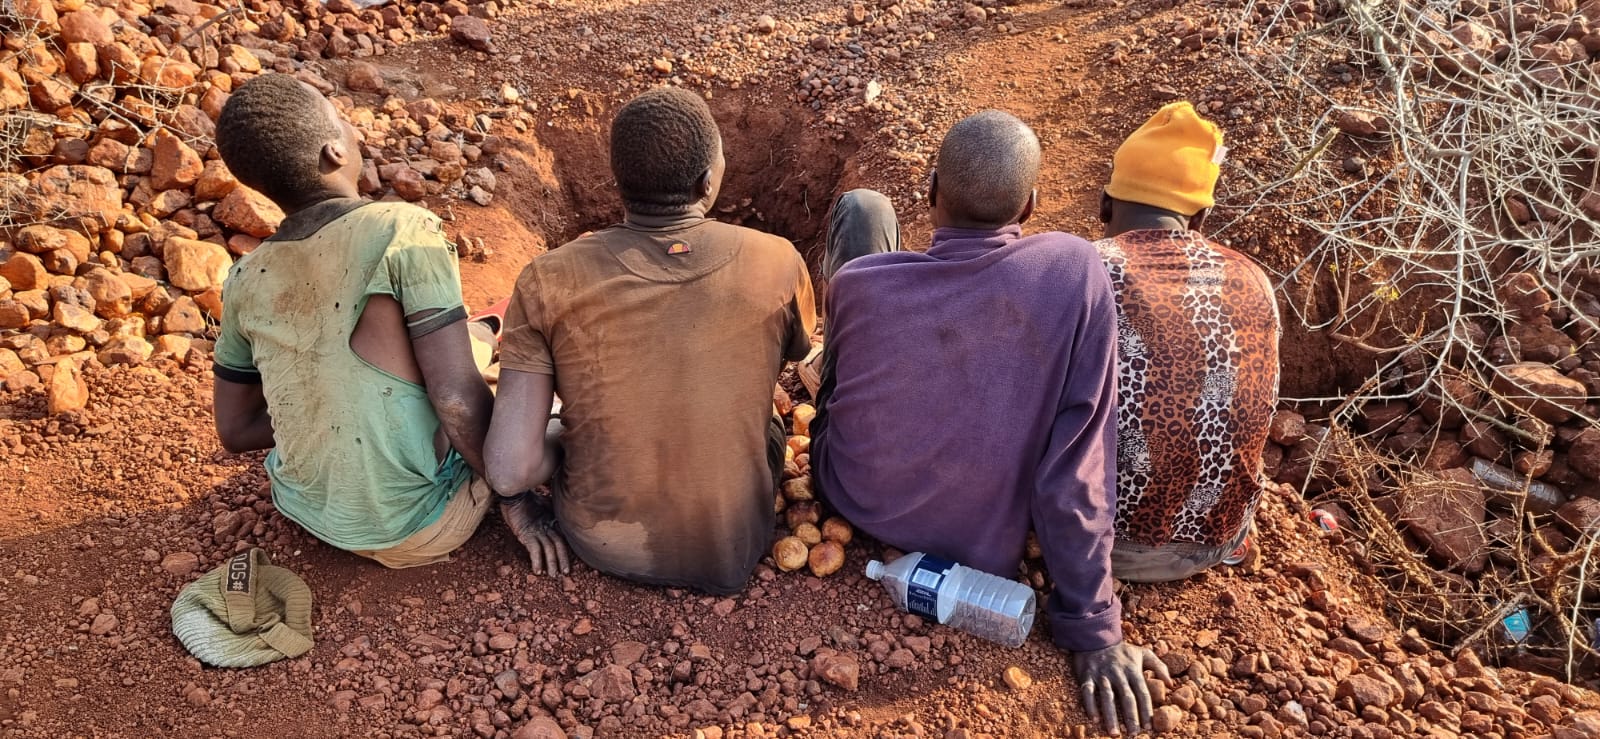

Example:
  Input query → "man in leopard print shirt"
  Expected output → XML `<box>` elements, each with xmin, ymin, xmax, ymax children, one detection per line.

<box><xmin>1094</xmin><ymin>102</ymin><xmax>1281</xmax><ymax>582</ymax></box>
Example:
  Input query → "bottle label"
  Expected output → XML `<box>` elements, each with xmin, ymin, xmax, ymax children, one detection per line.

<box><xmin>906</xmin><ymin>555</ymin><xmax>955</xmax><ymax>621</ymax></box>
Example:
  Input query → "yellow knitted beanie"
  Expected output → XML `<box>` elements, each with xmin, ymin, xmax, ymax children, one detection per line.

<box><xmin>1105</xmin><ymin>102</ymin><xmax>1224</xmax><ymax>216</ymax></box>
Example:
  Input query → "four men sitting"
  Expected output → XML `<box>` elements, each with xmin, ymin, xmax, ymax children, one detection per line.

<box><xmin>211</xmin><ymin>74</ymin><xmax>1278</xmax><ymax>735</ymax></box>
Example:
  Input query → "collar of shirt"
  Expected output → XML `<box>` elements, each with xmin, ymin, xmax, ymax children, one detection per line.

<box><xmin>622</xmin><ymin>207</ymin><xmax>710</xmax><ymax>232</ymax></box>
<box><xmin>926</xmin><ymin>224</ymin><xmax>1023</xmax><ymax>259</ymax></box>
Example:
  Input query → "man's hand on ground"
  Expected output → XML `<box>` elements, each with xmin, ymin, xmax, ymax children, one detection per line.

<box><xmin>500</xmin><ymin>494</ymin><xmax>571</xmax><ymax>576</ymax></box>
<box><xmin>1072</xmin><ymin>641</ymin><xmax>1172</xmax><ymax>736</ymax></box>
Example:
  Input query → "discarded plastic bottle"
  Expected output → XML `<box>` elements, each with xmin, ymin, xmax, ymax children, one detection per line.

<box><xmin>1471</xmin><ymin>458</ymin><xmax>1563</xmax><ymax>515</ymax></box>
<box><xmin>1502</xmin><ymin>608</ymin><xmax>1531</xmax><ymax>644</ymax></box>
<box><xmin>865</xmin><ymin>553</ymin><xmax>1036</xmax><ymax>648</ymax></box>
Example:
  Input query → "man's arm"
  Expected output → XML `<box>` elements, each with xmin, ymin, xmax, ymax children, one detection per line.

<box><xmin>485</xmin><ymin>368</ymin><xmax>569</xmax><ymax>575</ymax></box>
<box><xmin>409</xmin><ymin>311</ymin><xmax>494</xmax><ymax>475</ymax></box>
<box><xmin>213</xmin><ymin>378</ymin><xmax>274</xmax><ymax>453</ymax></box>
<box><xmin>1033</xmin><ymin>258</ymin><xmax>1167</xmax><ymax>736</ymax></box>
<box><xmin>485</xmin><ymin>368</ymin><xmax>559</xmax><ymax>494</ymax></box>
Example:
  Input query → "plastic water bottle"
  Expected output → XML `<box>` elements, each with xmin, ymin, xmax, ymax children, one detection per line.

<box><xmin>865</xmin><ymin>553</ymin><xmax>1036</xmax><ymax>648</ymax></box>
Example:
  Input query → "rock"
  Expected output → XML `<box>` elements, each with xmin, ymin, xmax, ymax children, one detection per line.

<box><xmin>163</xmin><ymin>296</ymin><xmax>207</xmax><ymax>335</ymax></box>
<box><xmin>47</xmin><ymin>359</ymin><xmax>88</xmax><ymax>414</ymax></box>
<box><xmin>1557</xmin><ymin>497</ymin><xmax>1600</xmax><ymax>537</ymax></box>
<box><xmin>449</xmin><ymin>15</ymin><xmax>494</xmax><ymax>51</ymax></box>
<box><xmin>1152</xmin><ymin>704</ymin><xmax>1185</xmax><ymax>733</ymax></box>
<box><xmin>23</xmin><ymin>165</ymin><xmax>123</xmax><ymax>234</ymax></box>
<box><xmin>59</xmin><ymin>9</ymin><xmax>115</xmax><ymax>46</ymax></box>
<box><xmin>1002</xmin><ymin>666</ymin><xmax>1032</xmax><ymax>691</ymax></box>
<box><xmin>1398</xmin><ymin>467</ymin><xmax>1487</xmax><ymax>573</ymax></box>
<box><xmin>1492</xmin><ymin>362</ymin><xmax>1587</xmax><ymax>423</ymax></box>
<box><xmin>0</xmin><ymin>253</ymin><xmax>48</xmax><ymax>291</ymax></box>
<box><xmin>345</xmin><ymin>62</ymin><xmax>385</xmax><ymax>93</ymax></box>
<box><xmin>487</xmin><ymin>632</ymin><xmax>516</xmax><ymax>651</ymax></box>
<box><xmin>53</xmin><ymin>302</ymin><xmax>101</xmax><ymax>333</ymax></box>
<box><xmin>581</xmin><ymin>665</ymin><xmax>635</xmax><ymax>703</ymax></box>
<box><xmin>1450</xmin><ymin>21</ymin><xmax>1497</xmax><ymax>56</ymax></box>
<box><xmin>0</xmin><ymin>301</ymin><xmax>27</xmax><ymax>330</ymax></box>
<box><xmin>611</xmin><ymin>640</ymin><xmax>648</xmax><ymax>666</ymax></box>
<box><xmin>652</xmin><ymin>58</ymin><xmax>673</xmax><ymax>75</ymax></box>
<box><xmin>1571</xmin><ymin>428</ymin><xmax>1600</xmax><ymax>480</ymax></box>
<box><xmin>164</xmin><ymin>238</ymin><xmax>232</xmax><ymax>293</ymax></box>
<box><xmin>150</xmin><ymin>129</ymin><xmax>203</xmax><ymax>191</ymax></box>
<box><xmin>154</xmin><ymin>334</ymin><xmax>193</xmax><ymax>361</ymax></box>
<box><xmin>391</xmin><ymin>167</ymin><xmax>427</xmax><ymax>201</ymax></box>
<box><xmin>98</xmin><ymin>335</ymin><xmax>153</xmax><ymax>366</ymax></box>
<box><xmin>962</xmin><ymin>4</ymin><xmax>986</xmax><ymax>24</ymax></box>
<box><xmin>468</xmin><ymin>185</ymin><xmax>493</xmax><ymax>206</ymax></box>
<box><xmin>17</xmin><ymin>225</ymin><xmax>91</xmax><ymax>265</ymax></box>
<box><xmin>213</xmin><ymin>187</ymin><xmax>283</xmax><ymax>238</ymax></box>
<box><xmin>139</xmin><ymin>57</ymin><xmax>200</xmax><ymax>89</ymax></box>
<box><xmin>755</xmin><ymin>14</ymin><xmax>776</xmax><ymax>33</ymax></box>
<box><xmin>88</xmin><ymin>613</ymin><xmax>119</xmax><ymax>636</ymax></box>
<box><xmin>811</xmin><ymin>652</ymin><xmax>860</xmax><ymax>691</ymax></box>
<box><xmin>193</xmin><ymin>160</ymin><xmax>238</xmax><ymax>201</ymax></box>
<box><xmin>78</xmin><ymin>268</ymin><xmax>132</xmax><ymax>318</ymax></box>
<box><xmin>161</xmin><ymin>551</ymin><xmax>200</xmax><ymax>575</ymax></box>
<box><xmin>512</xmin><ymin>717</ymin><xmax>567</xmax><ymax>739</ymax></box>
<box><xmin>1334</xmin><ymin>110</ymin><xmax>1389</xmax><ymax>137</ymax></box>
<box><xmin>1336</xmin><ymin>674</ymin><xmax>1398</xmax><ymax>709</ymax></box>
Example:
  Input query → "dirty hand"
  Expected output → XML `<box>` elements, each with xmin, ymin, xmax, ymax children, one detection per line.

<box><xmin>500</xmin><ymin>493</ymin><xmax>571</xmax><ymax>576</ymax></box>
<box><xmin>1072</xmin><ymin>641</ymin><xmax>1172</xmax><ymax>736</ymax></box>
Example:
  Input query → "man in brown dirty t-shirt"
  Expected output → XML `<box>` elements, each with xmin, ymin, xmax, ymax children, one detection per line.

<box><xmin>485</xmin><ymin>88</ymin><xmax>816</xmax><ymax>594</ymax></box>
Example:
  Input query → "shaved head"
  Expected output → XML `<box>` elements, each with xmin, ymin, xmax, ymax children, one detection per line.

<box><xmin>933</xmin><ymin>111</ymin><xmax>1041</xmax><ymax>228</ymax></box>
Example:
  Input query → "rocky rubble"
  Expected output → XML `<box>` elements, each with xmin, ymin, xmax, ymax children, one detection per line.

<box><xmin>1268</xmin><ymin>267</ymin><xmax>1600</xmax><ymax>671</ymax></box>
<box><xmin>1</xmin><ymin>0</ymin><xmax>514</xmax><ymax>397</ymax></box>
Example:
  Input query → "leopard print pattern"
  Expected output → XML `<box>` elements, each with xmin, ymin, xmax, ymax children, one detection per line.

<box><xmin>1094</xmin><ymin>230</ymin><xmax>1280</xmax><ymax>547</ymax></box>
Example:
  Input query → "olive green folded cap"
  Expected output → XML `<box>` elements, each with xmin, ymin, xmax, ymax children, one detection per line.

<box><xmin>170</xmin><ymin>548</ymin><xmax>314</xmax><ymax>667</ymax></box>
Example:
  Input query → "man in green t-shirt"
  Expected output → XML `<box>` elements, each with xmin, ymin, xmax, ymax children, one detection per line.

<box><xmin>211</xmin><ymin>74</ymin><xmax>566</xmax><ymax>571</ymax></box>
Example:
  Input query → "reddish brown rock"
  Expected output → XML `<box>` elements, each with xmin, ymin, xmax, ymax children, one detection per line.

<box><xmin>1493</xmin><ymin>362</ymin><xmax>1588</xmax><ymax>424</ymax></box>
<box><xmin>150</xmin><ymin>129</ymin><xmax>204</xmax><ymax>191</ymax></box>
<box><xmin>193</xmin><ymin>160</ymin><xmax>238</xmax><ymax>202</ymax></box>
<box><xmin>1336</xmin><ymin>674</ymin><xmax>1398</xmax><ymax>710</ymax></box>
<box><xmin>1569</xmin><ymin>428</ymin><xmax>1600</xmax><ymax>480</ymax></box>
<box><xmin>1335</xmin><ymin>110</ymin><xmax>1389</xmax><ymax>137</ymax></box>
<box><xmin>1398</xmin><ymin>467</ymin><xmax>1487</xmax><ymax>573</ymax></box>
<box><xmin>164</xmin><ymin>238</ymin><xmax>232</xmax><ymax>292</ymax></box>
<box><xmin>23</xmin><ymin>165</ymin><xmax>123</xmax><ymax>234</ymax></box>
<box><xmin>17</xmin><ymin>225</ymin><xmax>91</xmax><ymax>265</ymax></box>
<box><xmin>580</xmin><ymin>665</ymin><xmax>635</xmax><ymax>704</ymax></box>
<box><xmin>0</xmin><ymin>300</ymin><xmax>28</xmax><ymax>330</ymax></box>
<box><xmin>47</xmin><ymin>358</ymin><xmax>88</xmax><ymax>415</ymax></box>
<box><xmin>345</xmin><ymin>61</ymin><xmax>385</xmax><ymax>92</ymax></box>
<box><xmin>449</xmin><ymin>15</ymin><xmax>494</xmax><ymax>51</ymax></box>
<box><xmin>98</xmin><ymin>335</ymin><xmax>153</xmax><ymax>366</ymax></box>
<box><xmin>139</xmin><ymin>57</ymin><xmax>200</xmax><ymax>90</ymax></box>
<box><xmin>163</xmin><ymin>295</ymin><xmax>207</xmax><ymax>335</ymax></box>
<box><xmin>59</xmin><ymin>9</ymin><xmax>115</xmax><ymax>46</ymax></box>
<box><xmin>53</xmin><ymin>302</ymin><xmax>101</xmax><ymax>333</ymax></box>
<box><xmin>0</xmin><ymin>252</ymin><xmax>48</xmax><ymax>291</ymax></box>
<box><xmin>391</xmin><ymin>167</ymin><xmax>427</xmax><ymax>201</ymax></box>
<box><xmin>63</xmin><ymin>42</ymin><xmax>98</xmax><ymax>83</ymax></box>
<box><xmin>76</xmin><ymin>268</ymin><xmax>131</xmax><ymax>318</ymax></box>
<box><xmin>810</xmin><ymin>652</ymin><xmax>860</xmax><ymax>692</ymax></box>
<box><xmin>213</xmin><ymin>186</ymin><xmax>283</xmax><ymax>237</ymax></box>
<box><xmin>511</xmin><ymin>717</ymin><xmax>567</xmax><ymax>739</ymax></box>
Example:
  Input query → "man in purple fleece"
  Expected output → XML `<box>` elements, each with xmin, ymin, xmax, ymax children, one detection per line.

<box><xmin>811</xmin><ymin>111</ymin><xmax>1168</xmax><ymax>736</ymax></box>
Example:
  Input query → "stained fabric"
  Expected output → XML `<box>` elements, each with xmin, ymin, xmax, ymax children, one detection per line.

<box><xmin>1094</xmin><ymin>229</ymin><xmax>1279</xmax><ymax>548</ymax></box>
<box><xmin>214</xmin><ymin>201</ymin><xmax>471</xmax><ymax>551</ymax></box>
<box><xmin>499</xmin><ymin>216</ymin><xmax>816</xmax><ymax>594</ymax></box>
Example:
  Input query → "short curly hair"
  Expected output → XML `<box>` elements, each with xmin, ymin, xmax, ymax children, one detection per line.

<box><xmin>609</xmin><ymin>87</ymin><xmax>721</xmax><ymax>215</ymax></box>
<box><xmin>216</xmin><ymin>73</ymin><xmax>342</xmax><ymax>206</ymax></box>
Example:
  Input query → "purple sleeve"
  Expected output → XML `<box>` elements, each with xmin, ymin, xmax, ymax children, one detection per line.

<box><xmin>1033</xmin><ymin>258</ymin><xmax>1123</xmax><ymax>653</ymax></box>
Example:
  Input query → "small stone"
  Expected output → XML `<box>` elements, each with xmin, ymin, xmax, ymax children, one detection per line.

<box><xmin>161</xmin><ymin>551</ymin><xmax>200</xmax><ymax>575</ymax></box>
<box><xmin>488</xmin><ymin>633</ymin><xmax>517</xmax><ymax>651</ymax></box>
<box><xmin>212</xmin><ymin>186</ymin><xmax>283</xmax><ymax>238</ymax></box>
<box><xmin>1152</xmin><ymin>705</ymin><xmax>1185</xmax><ymax>733</ymax></box>
<box><xmin>755</xmin><ymin>14</ymin><xmax>776</xmax><ymax>33</ymax></box>
<box><xmin>512</xmin><ymin>717</ymin><xmax>568</xmax><ymax>739</ymax></box>
<box><xmin>1334</xmin><ymin>110</ymin><xmax>1389</xmax><ymax>137</ymax></box>
<box><xmin>1336</xmin><ymin>674</ymin><xmax>1398</xmax><ymax>709</ymax></box>
<box><xmin>47</xmin><ymin>359</ymin><xmax>88</xmax><ymax>415</ymax></box>
<box><xmin>1002</xmin><ymin>666</ymin><xmax>1033</xmax><ymax>691</ymax></box>
<box><xmin>449</xmin><ymin>15</ymin><xmax>494</xmax><ymax>52</ymax></box>
<box><xmin>345</xmin><ymin>61</ymin><xmax>385</xmax><ymax>93</ymax></box>
<box><xmin>150</xmin><ymin>129</ymin><xmax>203</xmax><ymax>191</ymax></box>
<box><xmin>811</xmin><ymin>652</ymin><xmax>860</xmax><ymax>691</ymax></box>
<box><xmin>163</xmin><ymin>296</ymin><xmax>207</xmax><ymax>335</ymax></box>
<box><xmin>88</xmin><ymin>613</ymin><xmax>118</xmax><ymax>635</ymax></box>
<box><xmin>652</xmin><ymin>58</ymin><xmax>674</xmax><ymax>75</ymax></box>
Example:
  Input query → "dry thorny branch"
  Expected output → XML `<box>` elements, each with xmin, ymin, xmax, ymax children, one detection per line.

<box><xmin>1222</xmin><ymin>0</ymin><xmax>1600</xmax><ymax>677</ymax></box>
